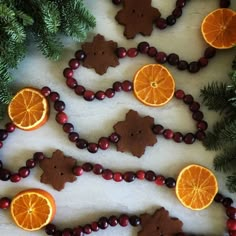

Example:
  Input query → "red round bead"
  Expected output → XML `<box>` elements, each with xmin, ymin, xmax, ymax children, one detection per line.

<box><xmin>95</xmin><ymin>91</ymin><xmax>106</xmax><ymax>100</ymax></box>
<box><xmin>49</xmin><ymin>92</ymin><xmax>60</xmax><ymax>102</ymax></box>
<box><xmin>127</xmin><ymin>48</ymin><xmax>138</xmax><ymax>58</ymax></box>
<box><xmin>91</xmin><ymin>222</ymin><xmax>99</xmax><ymax>232</ymax></box>
<box><xmin>137</xmin><ymin>41</ymin><xmax>150</xmax><ymax>54</ymax></box>
<box><xmin>102</xmin><ymin>169</ymin><xmax>113</xmax><ymax>180</ymax></box>
<box><xmin>175</xmin><ymin>90</ymin><xmax>185</xmax><ymax>99</ymax></box>
<box><xmin>0</xmin><ymin>197</ymin><xmax>11</xmax><ymax>209</ymax></box>
<box><xmin>145</xmin><ymin>170</ymin><xmax>156</xmax><ymax>181</ymax></box>
<box><xmin>68</xmin><ymin>132</ymin><xmax>79</xmax><ymax>142</ymax></box>
<box><xmin>116</xmin><ymin>47</ymin><xmax>127</xmax><ymax>58</ymax></box>
<box><xmin>56</xmin><ymin>112</ymin><xmax>68</xmax><ymax>124</ymax></box>
<box><xmin>73</xmin><ymin>166</ymin><xmax>84</xmax><ymax>176</ymax></box>
<box><xmin>163</xmin><ymin>129</ymin><xmax>174</xmax><ymax>139</ymax></box>
<box><xmin>227</xmin><ymin>207</ymin><xmax>236</xmax><ymax>220</ymax></box>
<box><xmin>5</xmin><ymin>122</ymin><xmax>16</xmax><ymax>133</ymax></box>
<box><xmin>227</xmin><ymin>219</ymin><xmax>236</xmax><ymax>231</ymax></box>
<box><xmin>113</xmin><ymin>172</ymin><xmax>123</xmax><ymax>182</ymax></box>
<box><xmin>75</xmin><ymin>50</ymin><xmax>86</xmax><ymax>61</ymax></box>
<box><xmin>229</xmin><ymin>231</ymin><xmax>236</xmax><ymax>236</ymax></box>
<box><xmin>63</xmin><ymin>68</ymin><xmax>73</xmax><ymax>79</ymax></box>
<box><xmin>83</xmin><ymin>224</ymin><xmax>92</xmax><ymax>234</ymax></box>
<box><xmin>26</xmin><ymin>159</ymin><xmax>36</xmax><ymax>168</ymax></box>
<box><xmin>113</xmin><ymin>81</ymin><xmax>122</xmax><ymax>92</ymax></box>
<box><xmin>197</xmin><ymin>120</ymin><xmax>208</xmax><ymax>131</ymax></box>
<box><xmin>66</xmin><ymin>78</ymin><xmax>77</xmax><ymax>88</ymax></box>
<box><xmin>82</xmin><ymin>163</ymin><xmax>93</xmax><ymax>172</ymax></box>
<box><xmin>152</xmin><ymin>124</ymin><xmax>164</xmax><ymax>134</ymax></box>
<box><xmin>119</xmin><ymin>214</ymin><xmax>129</xmax><ymax>227</ymax></box>
<box><xmin>72</xmin><ymin>226</ymin><xmax>84</xmax><ymax>236</ymax></box>
<box><xmin>136</xmin><ymin>170</ymin><xmax>145</xmax><ymax>180</ymax></box>
<box><xmin>173</xmin><ymin>132</ymin><xmax>183</xmax><ymax>143</ymax></box>
<box><xmin>18</xmin><ymin>167</ymin><xmax>30</xmax><ymax>178</ymax></box>
<box><xmin>108</xmin><ymin>216</ymin><xmax>118</xmax><ymax>226</ymax></box>
<box><xmin>183</xmin><ymin>133</ymin><xmax>196</xmax><ymax>144</ymax></box>
<box><xmin>63</xmin><ymin>123</ymin><xmax>74</xmax><ymax>133</ymax></box>
<box><xmin>155</xmin><ymin>175</ymin><xmax>166</xmax><ymax>186</ymax></box>
<box><xmin>98</xmin><ymin>137</ymin><xmax>110</xmax><ymax>150</ymax></box>
<box><xmin>87</xmin><ymin>143</ymin><xmax>98</xmax><ymax>153</ymax></box>
<box><xmin>155</xmin><ymin>18</ymin><xmax>167</xmax><ymax>29</ymax></box>
<box><xmin>198</xmin><ymin>57</ymin><xmax>208</xmax><ymax>67</ymax></box>
<box><xmin>105</xmin><ymin>88</ymin><xmax>115</xmax><ymax>98</ymax></box>
<box><xmin>69</xmin><ymin>58</ymin><xmax>80</xmax><ymax>69</ymax></box>
<box><xmin>75</xmin><ymin>85</ymin><xmax>85</xmax><ymax>96</ymax></box>
<box><xmin>10</xmin><ymin>173</ymin><xmax>21</xmax><ymax>183</ymax></box>
<box><xmin>195</xmin><ymin>130</ymin><xmax>206</xmax><ymax>141</ymax></box>
<box><xmin>189</xmin><ymin>102</ymin><xmax>200</xmax><ymax>112</ymax></box>
<box><xmin>121</xmin><ymin>80</ymin><xmax>133</xmax><ymax>92</ymax></box>
<box><xmin>41</xmin><ymin>86</ymin><xmax>51</xmax><ymax>96</ymax></box>
<box><xmin>109</xmin><ymin>133</ymin><xmax>120</xmax><ymax>143</ymax></box>
<box><xmin>147</xmin><ymin>47</ymin><xmax>157</xmax><ymax>57</ymax></box>
<box><xmin>155</xmin><ymin>51</ymin><xmax>167</xmax><ymax>63</ymax></box>
<box><xmin>93</xmin><ymin>164</ymin><xmax>103</xmax><ymax>175</ymax></box>
<box><xmin>83</xmin><ymin>90</ymin><xmax>95</xmax><ymax>101</ymax></box>
<box><xmin>123</xmin><ymin>171</ymin><xmax>136</xmax><ymax>182</ymax></box>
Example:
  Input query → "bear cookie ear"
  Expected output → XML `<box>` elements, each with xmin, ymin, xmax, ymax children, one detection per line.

<box><xmin>8</xmin><ymin>87</ymin><xmax>49</xmax><ymax>131</ymax></box>
<box><xmin>81</xmin><ymin>34</ymin><xmax>120</xmax><ymax>75</ymax></box>
<box><xmin>115</xmin><ymin>0</ymin><xmax>161</xmax><ymax>39</ymax></box>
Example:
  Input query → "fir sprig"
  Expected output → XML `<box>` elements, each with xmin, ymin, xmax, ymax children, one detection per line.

<box><xmin>0</xmin><ymin>0</ymin><xmax>96</xmax><ymax>118</ymax></box>
<box><xmin>201</xmin><ymin>55</ymin><xmax>236</xmax><ymax>192</ymax></box>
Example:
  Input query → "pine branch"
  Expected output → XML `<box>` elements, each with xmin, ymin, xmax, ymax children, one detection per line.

<box><xmin>214</xmin><ymin>145</ymin><xmax>236</xmax><ymax>172</ymax></box>
<box><xmin>227</xmin><ymin>173</ymin><xmax>236</xmax><ymax>193</ymax></box>
<box><xmin>200</xmin><ymin>82</ymin><xmax>233</xmax><ymax>112</ymax></box>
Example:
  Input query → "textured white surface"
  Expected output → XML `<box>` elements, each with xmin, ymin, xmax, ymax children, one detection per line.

<box><xmin>1</xmin><ymin>1</ymin><xmax>236</xmax><ymax>235</ymax></box>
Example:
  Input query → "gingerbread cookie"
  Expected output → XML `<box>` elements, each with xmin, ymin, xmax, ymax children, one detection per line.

<box><xmin>113</xmin><ymin>110</ymin><xmax>157</xmax><ymax>157</ymax></box>
<box><xmin>115</xmin><ymin>0</ymin><xmax>160</xmax><ymax>39</ymax></box>
<box><xmin>138</xmin><ymin>207</ymin><xmax>183</xmax><ymax>236</ymax></box>
<box><xmin>81</xmin><ymin>34</ymin><xmax>119</xmax><ymax>75</ymax></box>
<box><xmin>39</xmin><ymin>150</ymin><xmax>77</xmax><ymax>191</ymax></box>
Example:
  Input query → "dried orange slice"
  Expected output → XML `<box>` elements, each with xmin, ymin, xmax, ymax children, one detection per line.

<box><xmin>8</xmin><ymin>87</ymin><xmax>49</xmax><ymax>131</ymax></box>
<box><xmin>201</xmin><ymin>8</ymin><xmax>236</xmax><ymax>49</ymax></box>
<box><xmin>10</xmin><ymin>188</ymin><xmax>56</xmax><ymax>231</ymax></box>
<box><xmin>176</xmin><ymin>164</ymin><xmax>218</xmax><ymax>210</ymax></box>
<box><xmin>133</xmin><ymin>64</ymin><xmax>175</xmax><ymax>107</ymax></box>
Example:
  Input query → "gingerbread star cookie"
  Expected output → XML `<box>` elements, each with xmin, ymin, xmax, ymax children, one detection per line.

<box><xmin>115</xmin><ymin>0</ymin><xmax>160</xmax><ymax>39</ymax></box>
<box><xmin>113</xmin><ymin>110</ymin><xmax>157</xmax><ymax>157</ymax></box>
<box><xmin>138</xmin><ymin>207</ymin><xmax>183</xmax><ymax>236</ymax></box>
<box><xmin>39</xmin><ymin>150</ymin><xmax>77</xmax><ymax>191</ymax></box>
<box><xmin>81</xmin><ymin>34</ymin><xmax>119</xmax><ymax>75</ymax></box>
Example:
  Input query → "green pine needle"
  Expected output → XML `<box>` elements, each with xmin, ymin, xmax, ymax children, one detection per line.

<box><xmin>227</xmin><ymin>174</ymin><xmax>236</xmax><ymax>193</ymax></box>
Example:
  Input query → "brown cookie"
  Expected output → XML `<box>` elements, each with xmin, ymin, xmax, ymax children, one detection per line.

<box><xmin>138</xmin><ymin>207</ymin><xmax>183</xmax><ymax>236</ymax></box>
<box><xmin>39</xmin><ymin>150</ymin><xmax>77</xmax><ymax>191</ymax></box>
<box><xmin>81</xmin><ymin>34</ymin><xmax>119</xmax><ymax>75</ymax></box>
<box><xmin>113</xmin><ymin>110</ymin><xmax>157</xmax><ymax>157</ymax></box>
<box><xmin>115</xmin><ymin>0</ymin><xmax>160</xmax><ymax>39</ymax></box>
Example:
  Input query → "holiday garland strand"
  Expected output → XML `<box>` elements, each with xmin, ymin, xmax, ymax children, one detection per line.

<box><xmin>201</xmin><ymin>55</ymin><xmax>236</xmax><ymax>193</ymax></box>
<box><xmin>0</xmin><ymin>0</ymin><xmax>96</xmax><ymax>119</ymax></box>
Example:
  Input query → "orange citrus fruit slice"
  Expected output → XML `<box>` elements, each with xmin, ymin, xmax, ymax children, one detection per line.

<box><xmin>201</xmin><ymin>8</ymin><xmax>236</xmax><ymax>49</ymax></box>
<box><xmin>133</xmin><ymin>64</ymin><xmax>175</xmax><ymax>107</ymax></box>
<box><xmin>10</xmin><ymin>188</ymin><xmax>56</xmax><ymax>231</ymax></box>
<box><xmin>8</xmin><ymin>87</ymin><xmax>49</xmax><ymax>131</ymax></box>
<box><xmin>176</xmin><ymin>164</ymin><xmax>218</xmax><ymax>210</ymax></box>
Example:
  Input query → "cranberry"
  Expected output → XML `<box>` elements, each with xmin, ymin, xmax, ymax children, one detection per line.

<box><xmin>0</xmin><ymin>169</ymin><xmax>11</xmax><ymax>181</ymax></box>
<box><xmin>56</xmin><ymin>112</ymin><xmax>68</xmax><ymax>124</ymax></box>
<box><xmin>183</xmin><ymin>94</ymin><xmax>193</xmax><ymax>104</ymax></box>
<box><xmin>112</xmin><ymin>0</ymin><xmax>122</xmax><ymax>5</ymax></box>
<box><xmin>204</xmin><ymin>47</ymin><xmax>216</xmax><ymax>58</ymax></box>
<box><xmin>175</xmin><ymin>90</ymin><xmax>185</xmax><ymax>99</ymax></box>
<box><xmin>197</xmin><ymin>120</ymin><xmax>208</xmax><ymax>131</ymax></box>
<box><xmin>127</xmin><ymin>48</ymin><xmax>138</xmax><ymax>58</ymax></box>
<box><xmin>172</xmin><ymin>7</ymin><xmax>182</xmax><ymax>18</ymax></box>
<box><xmin>18</xmin><ymin>167</ymin><xmax>30</xmax><ymax>178</ymax></box>
<box><xmin>167</xmin><ymin>53</ymin><xmax>179</xmax><ymax>65</ymax></box>
<box><xmin>66</xmin><ymin>78</ymin><xmax>77</xmax><ymax>88</ymax></box>
<box><xmin>33</xmin><ymin>152</ymin><xmax>45</xmax><ymax>162</ymax></box>
<box><xmin>87</xmin><ymin>143</ymin><xmax>98</xmax><ymax>153</ymax></box>
<box><xmin>152</xmin><ymin>124</ymin><xmax>164</xmax><ymax>134</ymax></box>
<box><xmin>183</xmin><ymin>133</ymin><xmax>196</xmax><ymax>144</ymax></box>
<box><xmin>155</xmin><ymin>52</ymin><xmax>167</xmax><ymax>64</ymax></box>
<box><xmin>102</xmin><ymin>169</ymin><xmax>113</xmax><ymax>180</ymax></box>
<box><xmin>73</xmin><ymin>166</ymin><xmax>84</xmax><ymax>176</ymax></box>
<box><xmin>214</xmin><ymin>193</ymin><xmax>224</xmax><ymax>203</ymax></box>
<box><xmin>10</xmin><ymin>173</ymin><xmax>21</xmax><ymax>182</ymax></box>
<box><xmin>113</xmin><ymin>172</ymin><xmax>123</xmax><ymax>182</ymax></box>
<box><xmin>69</xmin><ymin>58</ymin><xmax>80</xmax><ymax>69</ymax></box>
<box><xmin>91</xmin><ymin>222</ymin><xmax>99</xmax><ymax>232</ymax></box>
<box><xmin>5</xmin><ymin>123</ymin><xmax>15</xmax><ymax>132</ymax></box>
<box><xmin>155</xmin><ymin>18</ymin><xmax>167</xmax><ymax>29</ymax></box>
<box><xmin>192</xmin><ymin>111</ymin><xmax>204</xmax><ymax>121</ymax></box>
<box><xmin>54</xmin><ymin>100</ymin><xmax>65</xmax><ymax>112</ymax></box>
<box><xmin>113</xmin><ymin>81</ymin><xmax>122</xmax><ymax>92</ymax></box>
<box><xmin>105</xmin><ymin>88</ymin><xmax>115</xmax><ymax>98</ymax></box>
<box><xmin>189</xmin><ymin>102</ymin><xmax>200</xmax><ymax>112</ymax></box>
<box><xmin>49</xmin><ymin>92</ymin><xmax>60</xmax><ymax>102</ymax></box>
<box><xmin>229</xmin><ymin>231</ymin><xmax>236</xmax><ymax>236</ymax></box>
<box><xmin>0</xmin><ymin>197</ymin><xmax>11</xmax><ymax>209</ymax></box>
<box><xmin>121</xmin><ymin>80</ymin><xmax>133</xmax><ymax>92</ymax></box>
<box><xmin>147</xmin><ymin>47</ymin><xmax>157</xmax><ymax>57</ymax></box>
<box><xmin>223</xmin><ymin>197</ymin><xmax>233</xmax><ymax>208</ymax></box>
<box><xmin>26</xmin><ymin>159</ymin><xmax>36</xmax><ymax>168</ymax></box>
<box><xmin>227</xmin><ymin>207</ymin><xmax>236</xmax><ymax>220</ymax></box>
<box><xmin>82</xmin><ymin>163</ymin><xmax>93</xmax><ymax>172</ymax></box>
<box><xmin>173</xmin><ymin>132</ymin><xmax>183</xmax><ymax>143</ymax></box>
<box><xmin>129</xmin><ymin>215</ymin><xmax>141</xmax><ymax>226</ymax></box>
<box><xmin>75</xmin><ymin>50</ymin><xmax>86</xmax><ymax>61</ymax></box>
<box><xmin>166</xmin><ymin>15</ymin><xmax>176</xmax><ymax>26</ymax></box>
<box><xmin>75</xmin><ymin>85</ymin><xmax>85</xmax><ymax>96</ymax></box>
<box><xmin>155</xmin><ymin>175</ymin><xmax>166</xmax><ymax>186</ymax></box>
<box><xmin>109</xmin><ymin>133</ymin><xmax>120</xmax><ymax>143</ymax></box>
<box><xmin>145</xmin><ymin>170</ymin><xmax>156</xmax><ymax>181</ymax></box>
<box><xmin>198</xmin><ymin>57</ymin><xmax>208</xmax><ymax>67</ymax></box>
<box><xmin>119</xmin><ymin>214</ymin><xmax>129</xmax><ymax>227</ymax></box>
<box><xmin>165</xmin><ymin>177</ymin><xmax>176</xmax><ymax>188</ymax></box>
<box><xmin>63</xmin><ymin>68</ymin><xmax>73</xmax><ymax>79</ymax></box>
<box><xmin>227</xmin><ymin>219</ymin><xmax>236</xmax><ymax>231</ymax></box>
<box><xmin>83</xmin><ymin>90</ymin><xmax>95</xmax><ymax>101</ymax></box>
<box><xmin>41</xmin><ymin>86</ymin><xmax>51</xmax><ymax>96</ymax></box>
<box><xmin>108</xmin><ymin>216</ymin><xmax>118</xmax><ymax>226</ymax></box>
<box><xmin>176</xmin><ymin>0</ymin><xmax>186</xmax><ymax>7</ymax></box>
<box><xmin>195</xmin><ymin>130</ymin><xmax>206</xmax><ymax>141</ymax></box>
<box><xmin>123</xmin><ymin>172</ymin><xmax>136</xmax><ymax>182</ymax></box>
<box><xmin>68</xmin><ymin>132</ymin><xmax>79</xmax><ymax>142</ymax></box>
<box><xmin>163</xmin><ymin>129</ymin><xmax>174</xmax><ymax>139</ymax></box>
<box><xmin>83</xmin><ymin>224</ymin><xmax>92</xmax><ymax>234</ymax></box>
<box><xmin>188</xmin><ymin>61</ymin><xmax>200</xmax><ymax>73</ymax></box>
<box><xmin>63</xmin><ymin>123</ymin><xmax>74</xmax><ymax>133</ymax></box>
<box><xmin>45</xmin><ymin>223</ymin><xmax>57</xmax><ymax>235</ymax></box>
<box><xmin>73</xmin><ymin>226</ymin><xmax>84</xmax><ymax>236</ymax></box>
<box><xmin>93</xmin><ymin>164</ymin><xmax>103</xmax><ymax>175</ymax></box>
<box><xmin>95</xmin><ymin>91</ymin><xmax>106</xmax><ymax>100</ymax></box>
<box><xmin>116</xmin><ymin>47</ymin><xmax>127</xmax><ymax>58</ymax></box>
<box><xmin>177</xmin><ymin>60</ymin><xmax>188</xmax><ymax>70</ymax></box>
<box><xmin>136</xmin><ymin>170</ymin><xmax>145</xmax><ymax>180</ymax></box>
<box><xmin>76</xmin><ymin>139</ymin><xmax>88</xmax><ymax>149</ymax></box>
<box><xmin>137</xmin><ymin>41</ymin><xmax>150</xmax><ymax>53</ymax></box>
<box><xmin>220</xmin><ymin>0</ymin><xmax>230</xmax><ymax>8</ymax></box>
<box><xmin>0</xmin><ymin>130</ymin><xmax>8</xmax><ymax>141</ymax></box>
<box><xmin>98</xmin><ymin>217</ymin><xmax>108</xmax><ymax>229</ymax></box>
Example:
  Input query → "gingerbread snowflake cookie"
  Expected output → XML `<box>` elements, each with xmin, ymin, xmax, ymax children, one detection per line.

<box><xmin>115</xmin><ymin>0</ymin><xmax>160</xmax><ymax>39</ymax></box>
<box><xmin>81</xmin><ymin>34</ymin><xmax>119</xmax><ymax>75</ymax></box>
<box><xmin>39</xmin><ymin>150</ymin><xmax>77</xmax><ymax>191</ymax></box>
<box><xmin>138</xmin><ymin>207</ymin><xmax>183</xmax><ymax>236</ymax></box>
<box><xmin>113</xmin><ymin>110</ymin><xmax>157</xmax><ymax>157</ymax></box>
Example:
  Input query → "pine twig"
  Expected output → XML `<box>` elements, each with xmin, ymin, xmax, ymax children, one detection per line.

<box><xmin>227</xmin><ymin>173</ymin><xmax>236</xmax><ymax>193</ymax></box>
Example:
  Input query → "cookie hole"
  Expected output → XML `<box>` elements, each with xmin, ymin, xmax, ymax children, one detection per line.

<box><xmin>132</xmin><ymin>9</ymin><xmax>135</xmax><ymax>13</ymax></box>
<box><xmin>141</xmin><ymin>13</ymin><xmax>144</xmax><ymax>17</ymax></box>
<box><xmin>138</xmin><ymin>130</ymin><xmax>142</xmax><ymax>134</ymax></box>
<box><xmin>102</xmin><ymin>51</ymin><xmax>105</xmax><ymax>55</ymax></box>
<box><xmin>54</xmin><ymin>166</ymin><xmax>57</xmax><ymax>169</ymax></box>
<box><xmin>130</xmin><ymin>133</ymin><xmax>134</xmax><ymax>137</ymax></box>
<box><xmin>94</xmin><ymin>52</ymin><xmax>97</xmax><ymax>56</ymax></box>
<box><xmin>60</xmin><ymin>172</ymin><xmax>64</xmax><ymax>176</ymax></box>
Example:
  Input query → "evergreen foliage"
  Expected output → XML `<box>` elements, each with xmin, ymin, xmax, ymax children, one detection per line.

<box><xmin>0</xmin><ymin>0</ymin><xmax>96</xmax><ymax>118</ymax></box>
<box><xmin>201</xmin><ymin>55</ymin><xmax>236</xmax><ymax>192</ymax></box>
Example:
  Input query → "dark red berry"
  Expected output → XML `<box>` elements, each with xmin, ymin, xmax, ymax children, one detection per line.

<box><xmin>73</xmin><ymin>226</ymin><xmax>84</xmax><ymax>236</ymax></box>
<box><xmin>18</xmin><ymin>167</ymin><xmax>30</xmax><ymax>178</ymax></box>
<box><xmin>172</xmin><ymin>7</ymin><xmax>182</xmax><ymax>18</ymax></box>
<box><xmin>82</xmin><ymin>162</ymin><xmax>93</xmax><ymax>172</ymax></box>
<box><xmin>175</xmin><ymin>90</ymin><xmax>185</xmax><ymax>99</ymax></box>
<box><xmin>113</xmin><ymin>81</ymin><xmax>122</xmax><ymax>92</ymax></box>
<box><xmin>188</xmin><ymin>61</ymin><xmax>200</xmax><ymax>73</ymax></box>
<box><xmin>83</xmin><ymin>225</ymin><xmax>92</xmax><ymax>234</ymax></box>
<box><xmin>54</xmin><ymin>100</ymin><xmax>65</xmax><ymax>112</ymax></box>
<box><xmin>105</xmin><ymin>88</ymin><xmax>115</xmax><ymax>98</ymax></box>
<box><xmin>127</xmin><ymin>48</ymin><xmax>138</xmax><ymax>57</ymax></box>
<box><xmin>0</xmin><ymin>169</ymin><xmax>11</xmax><ymax>181</ymax></box>
<box><xmin>192</xmin><ymin>111</ymin><xmax>204</xmax><ymax>121</ymax></box>
<box><xmin>163</xmin><ymin>129</ymin><xmax>174</xmax><ymax>139</ymax></box>
<box><xmin>155</xmin><ymin>175</ymin><xmax>165</xmax><ymax>186</ymax></box>
<box><xmin>129</xmin><ymin>215</ymin><xmax>141</xmax><ymax>226</ymax></box>
<box><xmin>91</xmin><ymin>222</ymin><xmax>99</xmax><ymax>232</ymax></box>
<box><xmin>137</xmin><ymin>42</ymin><xmax>150</xmax><ymax>53</ymax></box>
<box><xmin>63</xmin><ymin>123</ymin><xmax>74</xmax><ymax>133</ymax></box>
<box><xmin>108</xmin><ymin>216</ymin><xmax>118</xmax><ymax>226</ymax></box>
<box><xmin>98</xmin><ymin>137</ymin><xmax>110</xmax><ymax>150</ymax></box>
<box><xmin>173</xmin><ymin>132</ymin><xmax>183</xmax><ymax>143</ymax></box>
<box><xmin>56</xmin><ymin>112</ymin><xmax>68</xmax><ymax>124</ymax></box>
<box><xmin>76</xmin><ymin>139</ymin><xmax>88</xmax><ymax>149</ymax></box>
<box><xmin>189</xmin><ymin>102</ymin><xmax>200</xmax><ymax>112</ymax></box>
<box><xmin>73</xmin><ymin>166</ymin><xmax>83</xmax><ymax>176</ymax></box>
<box><xmin>214</xmin><ymin>193</ymin><xmax>224</xmax><ymax>203</ymax></box>
<box><xmin>152</xmin><ymin>124</ymin><xmax>164</xmax><ymax>134</ymax></box>
<box><xmin>166</xmin><ymin>15</ymin><xmax>176</xmax><ymax>26</ymax></box>
<box><xmin>121</xmin><ymin>80</ymin><xmax>133</xmax><ymax>92</ymax></box>
<box><xmin>113</xmin><ymin>172</ymin><xmax>123</xmax><ymax>182</ymax></box>
<box><xmin>68</xmin><ymin>132</ymin><xmax>79</xmax><ymax>142</ymax></box>
<box><xmin>33</xmin><ymin>152</ymin><xmax>45</xmax><ymax>162</ymax></box>
<box><xmin>220</xmin><ymin>0</ymin><xmax>230</xmax><ymax>8</ymax></box>
<box><xmin>41</xmin><ymin>87</ymin><xmax>51</xmax><ymax>97</ymax></box>
<box><xmin>136</xmin><ymin>170</ymin><xmax>145</xmax><ymax>180</ymax></box>
<box><xmin>0</xmin><ymin>130</ymin><xmax>8</xmax><ymax>141</ymax></box>
<box><xmin>109</xmin><ymin>133</ymin><xmax>120</xmax><ymax>143</ymax></box>
<box><xmin>119</xmin><ymin>214</ymin><xmax>129</xmax><ymax>227</ymax></box>
<box><xmin>69</xmin><ymin>58</ymin><xmax>80</xmax><ymax>69</ymax></box>
<box><xmin>87</xmin><ymin>143</ymin><xmax>98</xmax><ymax>153</ymax></box>
<box><xmin>198</xmin><ymin>57</ymin><xmax>208</xmax><ymax>67</ymax></box>
<box><xmin>155</xmin><ymin>52</ymin><xmax>167</xmax><ymax>64</ymax></box>
<box><xmin>177</xmin><ymin>60</ymin><xmax>188</xmax><ymax>70</ymax></box>
<box><xmin>66</xmin><ymin>78</ymin><xmax>77</xmax><ymax>88</ymax></box>
<box><xmin>204</xmin><ymin>47</ymin><xmax>216</xmax><ymax>58</ymax></box>
<box><xmin>227</xmin><ymin>207</ymin><xmax>236</xmax><ymax>220</ymax></box>
<box><xmin>112</xmin><ymin>0</ymin><xmax>122</xmax><ymax>5</ymax></box>
<box><xmin>95</xmin><ymin>91</ymin><xmax>106</xmax><ymax>100</ymax></box>
<box><xmin>197</xmin><ymin>120</ymin><xmax>208</xmax><ymax>131</ymax></box>
<box><xmin>75</xmin><ymin>50</ymin><xmax>86</xmax><ymax>61</ymax></box>
<box><xmin>45</xmin><ymin>223</ymin><xmax>57</xmax><ymax>235</ymax></box>
<box><xmin>227</xmin><ymin>219</ymin><xmax>236</xmax><ymax>231</ymax></box>
<box><xmin>165</xmin><ymin>177</ymin><xmax>176</xmax><ymax>188</ymax></box>
<box><xmin>93</xmin><ymin>164</ymin><xmax>103</xmax><ymax>175</ymax></box>
<box><xmin>63</xmin><ymin>68</ymin><xmax>73</xmax><ymax>79</ymax></box>
<box><xmin>98</xmin><ymin>217</ymin><xmax>108</xmax><ymax>229</ymax></box>
<box><xmin>147</xmin><ymin>47</ymin><xmax>157</xmax><ymax>57</ymax></box>
<box><xmin>10</xmin><ymin>173</ymin><xmax>21</xmax><ymax>182</ymax></box>
<box><xmin>0</xmin><ymin>197</ymin><xmax>11</xmax><ymax>209</ymax></box>
<box><xmin>5</xmin><ymin>123</ymin><xmax>15</xmax><ymax>133</ymax></box>
<box><xmin>83</xmin><ymin>90</ymin><xmax>95</xmax><ymax>101</ymax></box>
<box><xmin>223</xmin><ymin>197</ymin><xmax>233</xmax><ymax>208</ymax></box>
<box><xmin>123</xmin><ymin>171</ymin><xmax>136</xmax><ymax>182</ymax></box>
<box><xmin>116</xmin><ymin>47</ymin><xmax>127</xmax><ymax>58</ymax></box>
<box><xmin>195</xmin><ymin>130</ymin><xmax>206</xmax><ymax>141</ymax></box>
<box><xmin>183</xmin><ymin>94</ymin><xmax>193</xmax><ymax>104</ymax></box>
<box><xmin>75</xmin><ymin>85</ymin><xmax>85</xmax><ymax>96</ymax></box>
<box><xmin>156</xmin><ymin>18</ymin><xmax>167</xmax><ymax>29</ymax></box>
<box><xmin>102</xmin><ymin>169</ymin><xmax>113</xmax><ymax>180</ymax></box>
<box><xmin>145</xmin><ymin>170</ymin><xmax>156</xmax><ymax>181</ymax></box>
<box><xmin>176</xmin><ymin>0</ymin><xmax>186</xmax><ymax>7</ymax></box>
<box><xmin>26</xmin><ymin>159</ymin><xmax>36</xmax><ymax>168</ymax></box>
<box><xmin>183</xmin><ymin>133</ymin><xmax>196</xmax><ymax>144</ymax></box>
<box><xmin>167</xmin><ymin>53</ymin><xmax>179</xmax><ymax>65</ymax></box>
